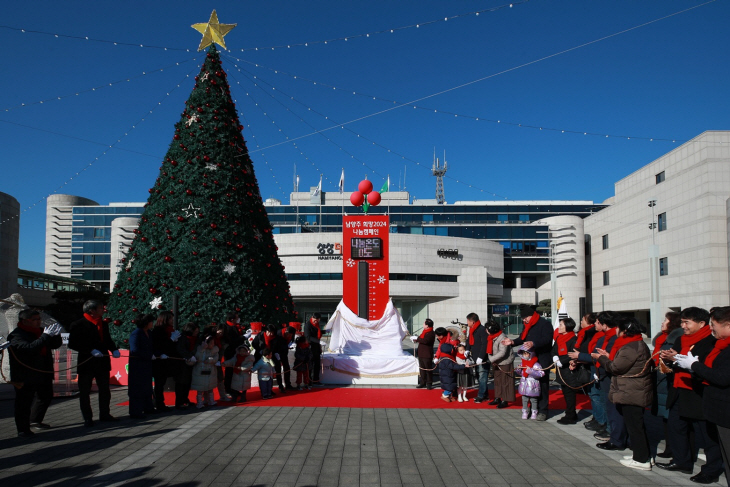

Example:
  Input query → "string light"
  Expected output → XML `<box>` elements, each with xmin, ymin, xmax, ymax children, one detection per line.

<box><xmin>3</xmin><ymin>57</ymin><xmax>198</xmax><ymax>112</ymax></box>
<box><xmin>0</xmin><ymin>63</ymin><xmax>201</xmax><ymax>227</ymax></box>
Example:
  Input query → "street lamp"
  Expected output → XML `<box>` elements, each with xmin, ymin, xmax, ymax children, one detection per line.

<box><xmin>647</xmin><ymin>199</ymin><xmax>661</xmax><ymax>336</ymax></box>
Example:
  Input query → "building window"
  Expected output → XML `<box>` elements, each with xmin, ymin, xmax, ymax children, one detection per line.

<box><xmin>656</xmin><ymin>171</ymin><xmax>665</xmax><ymax>184</ymax></box>
<box><xmin>603</xmin><ymin>271</ymin><xmax>610</xmax><ymax>286</ymax></box>
<box><xmin>521</xmin><ymin>276</ymin><xmax>537</xmax><ymax>288</ymax></box>
<box><xmin>602</xmin><ymin>234</ymin><xmax>609</xmax><ymax>250</ymax></box>
<box><xmin>660</xmin><ymin>257</ymin><xmax>668</xmax><ymax>276</ymax></box>
<box><xmin>657</xmin><ymin>212</ymin><xmax>667</xmax><ymax>232</ymax></box>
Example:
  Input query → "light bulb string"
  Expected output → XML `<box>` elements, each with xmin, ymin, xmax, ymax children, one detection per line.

<box><xmin>0</xmin><ymin>62</ymin><xmax>202</xmax><ymax>227</ymax></box>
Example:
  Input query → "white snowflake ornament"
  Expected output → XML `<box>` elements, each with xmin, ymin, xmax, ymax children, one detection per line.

<box><xmin>149</xmin><ymin>296</ymin><xmax>163</xmax><ymax>309</ymax></box>
<box><xmin>223</xmin><ymin>263</ymin><xmax>236</xmax><ymax>275</ymax></box>
<box><xmin>346</xmin><ymin>258</ymin><xmax>356</xmax><ymax>268</ymax></box>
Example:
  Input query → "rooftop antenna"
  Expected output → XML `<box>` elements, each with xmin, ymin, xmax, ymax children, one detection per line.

<box><xmin>432</xmin><ymin>149</ymin><xmax>448</xmax><ymax>204</ymax></box>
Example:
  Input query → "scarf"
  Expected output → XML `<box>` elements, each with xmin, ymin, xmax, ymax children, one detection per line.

<box><xmin>468</xmin><ymin>321</ymin><xmax>481</xmax><ymax>346</ymax></box>
<box><xmin>652</xmin><ymin>331</ymin><xmax>669</xmax><ymax>365</ymax></box>
<box><xmin>575</xmin><ymin>324</ymin><xmax>595</xmax><ymax>350</ymax></box>
<box><xmin>186</xmin><ymin>336</ymin><xmax>197</xmax><ymax>352</ymax></box>
<box><xmin>702</xmin><ymin>337</ymin><xmax>730</xmax><ymax>384</ymax></box>
<box><xmin>556</xmin><ymin>332</ymin><xmax>576</xmax><ymax>356</ymax></box>
<box><xmin>595</xmin><ymin>327</ymin><xmax>618</xmax><ymax>369</ymax></box>
<box><xmin>165</xmin><ymin>324</ymin><xmax>174</xmax><ymax>339</ymax></box>
<box><xmin>609</xmin><ymin>334</ymin><xmax>644</xmax><ymax>360</ymax></box>
<box><xmin>456</xmin><ymin>351</ymin><xmax>466</xmax><ymax>360</ymax></box>
<box><xmin>264</xmin><ymin>333</ymin><xmax>274</xmax><ymax>349</ymax></box>
<box><xmin>233</xmin><ymin>354</ymin><xmax>248</xmax><ymax>374</ymax></box>
<box><xmin>521</xmin><ymin>355</ymin><xmax>539</xmax><ymax>378</ymax></box>
<box><xmin>310</xmin><ymin>318</ymin><xmax>322</xmax><ymax>340</ymax></box>
<box><xmin>519</xmin><ymin>313</ymin><xmax>539</xmax><ymax>341</ymax></box>
<box><xmin>18</xmin><ymin>323</ymin><xmax>47</xmax><ymax>356</ymax></box>
<box><xmin>673</xmin><ymin>325</ymin><xmax>713</xmax><ymax>390</ymax></box>
<box><xmin>84</xmin><ymin>313</ymin><xmax>104</xmax><ymax>341</ymax></box>
<box><xmin>298</xmin><ymin>342</ymin><xmax>310</xmax><ymax>350</ymax></box>
<box><xmin>486</xmin><ymin>330</ymin><xmax>502</xmax><ymax>355</ymax></box>
<box><xmin>587</xmin><ymin>331</ymin><xmax>605</xmax><ymax>356</ymax></box>
<box><xmin>227</xmin><ymin>321</ymin><xmax>244</xmax><ymax>336</ymax></box>
<box><xmin>419</xmin><ymin>326</ymin><xmax>433</xmax><ymax>339</ymax></box>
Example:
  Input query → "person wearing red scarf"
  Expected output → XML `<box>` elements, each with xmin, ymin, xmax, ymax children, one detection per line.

<box><xmin>502</xmin><ymin>304</ymin><xmax>554</xmax><ymax>420</ymax></box>
<box><xmin>174</xmin><ymin>322</ymin><xmax>200</xmax><ymax>409</ymax></box>
<box><xmin>410</xmin><ymin>319</ymin><xmax>435</xmax><ymax>389</ymax></box>
<box><xmin>7</xmin><ymin>309</ymin><xmax>62</xmax><ymax>437</ymax></box>
<box><xmin>486</xmin><ymin>321</ymin><xmax>514</xmax><ymax>408</ymax></box>
<box><xmin>685</xmin><ymin>306</ymin><xmax>730</xmax><ymax>485</ymax></box>
<box><xmin>595</xmin><ymin>317</ymin><xmax>652</xmax><ymax>470</ymax></box>
<box><xmin>304</xmin><ymin>313</ymin><xmax>324</xmax><ymax>384</ymax></box>
<box><xmin>220</xmin><ymin>344</ymin><xmax>255</xmax><ymax>403</ymax></box>
<box><xmin>551</xmin><ymin>318</ymin><xmax>578</xmax><ymax>425</ymax></box>
<box><xmin>150</xmin><ymin>311</ymin><xmax>176</xmax><ymax>412</ymax></box>
<box><xmin>225</xmin><ymin>311</ymin><xmax>245</xmax><ymax>338</ymax></box>
<box><xmin>464</xmin><ymin>313</ymin><xmax>489</xmax><ymax>404</ymax></box>
<box><xmin>68</xmin><ymin>300</ymin><xmax>120</xmax><ymax>427</ymax></box>
<box><xmin>657</xmin><ymin>307</ymin><xmax>723</xmax><ymax>483</ymax></box>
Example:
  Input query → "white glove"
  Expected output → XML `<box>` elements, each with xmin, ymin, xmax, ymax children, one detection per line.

<box><xmin>160</xmin><ymin>354</ymin><xmax>168</xmax><ymax>360</ymax></box>
<box><xmin>91</xmin><ymin>349</ymin><xmax>103</xmax><ymax>358</ymax></box>
<box><xmin>170</xmin><ymin>331</ymin><xmax>181</xmax><ymax>342</ymax></box>
<box><xmin>320</xmin><ymin>340</ymin><xmax>327</xmax><ymax>347</ymax></box>
<box><xmin>0</xmin><ymin>342</ymin><xmax>10</xmax><ymax>351</ymax></box>
<box><xmin>675</xmin><ymin>352</ymin><xmax>699</xmax><ymax>370</ymax></box>
<box><xmin>476</xmin><ymin>357</ymin><xmax>483</xmax><ymax>365</ymax></box>
<box><xmin>188</xmin><ymin>356</ymin><xmax>197</xmax><ymax>364</ymax></box>
<box><xmin>275</xmin><ymin>353</ymin><xmax>280</xmax><ymax>360</ymax></box>
<box><xmin>43</xmin><ymin>323</ymin><xmax>62</xmax><ymax>336</ymax></box>
<box><xmin>151</xmin><ymin>355</ymin><xmax>157</xmax><ymax>360</ymax></box>
<box><xmin>215</xmin><ymin>361</ymin><xmax>221</xmax><ymax>367</ymax></box>
<box><xmin>593</xmin><ymin>373</ymin><xmax>599</xmax><ymax>381</ymax></box>
<box><xmin>409</xmin><ymin>336</ymin><xmax>418</xmax><ymax>343</ymax></box>
<box><xmin>433</xmin><ymin>358</ymin><xmax>439</xmax><ymax>364</ymax></box>
<box><xmin>112</xmin><ymin>350</ymin><xmax>120</xmax><ymax>359</ymax></box>
<box><xmin>288</xmin><ymin>341</ymin><xmax>295</xmax><ymax>350</ymax></box>
<box><xmin>244</xmin><ymin>329</ymin><xmax>253</xmax><ymax>339</ymax></box>
<box><xmin>553</xmin><ymin>355</ymin><xmax>560</xmax><ymax>364</ymax></box>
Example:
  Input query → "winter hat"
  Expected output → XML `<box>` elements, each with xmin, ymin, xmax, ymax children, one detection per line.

<box><xmin>440</xmin><ymin>343</ymin><xmax>454</xmax><ymax>356</ymax></box>
<box><xmin>518</xmin><ymin>304</ymin><xmax>535</xmax><ymax>318</ymax></box>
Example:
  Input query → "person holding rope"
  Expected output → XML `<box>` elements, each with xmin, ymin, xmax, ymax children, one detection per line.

<box><xmin>567</xmin><ymin>313</ymin><xmax>599</xmax><ymax>429</ymax></box>
<box><xmin>253</xmin><ymin>324</ymin><xmax>288</xmax><ymax>393</ymax></box>
<box><xmin>304</xmin><ymin>313</ymin><xmax>324</xmax><ymax>385</ymax></box>
<box><xmin>69</xmin><ymin>300</ymin><xmax>120</xmax><ymax>427</ymax></box>
<box><xmin>277</xmin><ymin>326</ymin><xmax>296</xmax><ymax>392</ymax></box>
<box><xmin>486</xmin><ymin>321</ymin><xmax>514</xmax><ymax>408</ymax></box>
<box><xmin>592</xmin><ymin>311</ymin><xmax>622</xmax><ymax>446</ymax></box>
<box><xmin>657</xmin><ymin>306</ymin><xmax>724</xmax><ymax>483</ymax></box>
<box><xmin>150</xmin><ymin>311</ymin><xmax>179</xmax><ymax>412</ymax></box>
<box><xmin>410</xmin><ymin>318</ymin><xmax>435</xmax><ymax>390</ymax></box>
<box><xmin>651</xmin><ymin>311</ymin><xmax>683</xmax><ymax>459</ymax></box>
<box><xmin>552</xmin><ymin>317</ymin><xmax>579</xmax><ymax>425</ymax></box>
<box><xmin>7</xmin><ymin>309</ymin><xmax>62</xmax><ymax>437</ymax></box>
<box><xmin>128</xmin><ymin>314</ymin><xmax>156</xmax><ymax>419</ymax></box>
<box><xmin>175</xmin><ymin>322</ymin><xmax>200</xmax><ymax>409</ymax></box>
<box><xmin>594</xmin><ymin>316</ymin><xmax>653</xmax><ymax>471</ymax></box>
<box><xmin>502</xmin><ymin>304</ymin><xmax>553</xmax><ymax>421</ymax></box>
<box><xmin>293</xmin><ymin>335</ymin><xmax>313</xmax><ymax>390</ymax></box>
<box><xmin>438</xmin><ymin>343</ymin><xmax>466</xmax><ymax>403</ymax></box>
<box><xmin>464</xmin><ymin>313</ymin><xmax>488</xmax><ymax>404</ymax></box>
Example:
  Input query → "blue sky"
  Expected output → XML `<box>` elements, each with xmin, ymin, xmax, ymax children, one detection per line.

<box><xmin>1</xmin><ymin>0</ymin><xmax>728</xmax><ymax>272</ymax></box>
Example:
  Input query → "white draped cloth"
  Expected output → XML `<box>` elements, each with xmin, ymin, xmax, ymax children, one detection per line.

<box><xmin>322</xmin><ymin>299</ymin><xmax>418</xmax><ymax>382</ymax></box>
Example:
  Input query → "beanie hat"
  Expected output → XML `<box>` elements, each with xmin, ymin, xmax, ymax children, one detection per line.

<box><xmin>518</xmin><ymin>304</ymin><xmax>535</xmax><ymax>318</ymax></box>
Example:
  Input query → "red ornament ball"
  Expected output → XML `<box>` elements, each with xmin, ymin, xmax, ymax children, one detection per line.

<box><xmin>177</xmin><ymin>216</ymin><xmax>185</xmax><ymax>222</ymax></box>
<box><xmin>113</xmin><ymin>320</ymin><xmax>122</xmax><ymax>326</ymax></box>
<box><xmin>215</xmin><ymin>290</ymin><xmax>223</xmax><ymax>296</ymax></box>
<box><xmin>367</xmin><ymin>191</ymin><xmax>381</xmax><ymax>206</ymax></box>
<box><xmin>350</xmin><ymin>191</ymin><xmax>365</xmax><ymax>207</ymax></box>
<box><xmin>358</xmin><ymin>180</ymin><xmax>373</xmax><ymax>194</ymax></box>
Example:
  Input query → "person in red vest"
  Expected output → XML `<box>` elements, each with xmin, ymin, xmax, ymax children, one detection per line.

<box><xmin>304</xmin><ymin>313</ymin><xmax>324</xmax><ymax>385</ymax></box>
<box><xmin>68</xmin><ymin>300</ymin><xmax>120</xmax><ymax>427</ymax></box>
<box><xmin>7</xmin><ymin>309</ymin><xmax>62</xmax><ymax>437</ymax></box>
<box><xmin>657</xmin><ymin>307</ymin><xmax>724</xmax><ymax>483</ymax></box>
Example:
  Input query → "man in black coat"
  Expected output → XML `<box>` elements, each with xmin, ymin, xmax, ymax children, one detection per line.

<box><xmin>277</xmin><ymin>326</ymin><xmax>296</xmax><ymax>391</ymax></box>
<box><xmin>304</xmin><ymin>313</ymin><xmax>324</xmax><ymax>384</ymax></box>
<box><xmin>7</xmin><ymin>309</ymin><xmax>63</xmax><ymax>437</ymax></box>
<box><xmin>503</xmin><ymin>304</ymin><xmax>553</xmax><ymax>420</ymax></box>
<box><xmin>464</xmin><ymin>313</ymin><xmax>488</xmax><ymax>403</ymax></box>
<box><xmin>252</xmin><ymin>324</ymin><xmax>289</xmax><ymax>393</ymax></box>
<box><xmin>410</xmin><ymin>318</ymin><xmax>435</xmax><ymax>389</ymax></box>
<box><xmin>68</xmin><ymin>300</ymin><xmax>119</xmax><ymax>427</ymax></box>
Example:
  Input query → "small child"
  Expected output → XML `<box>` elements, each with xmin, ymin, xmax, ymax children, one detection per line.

<box><xmin>220</xmin><ymin>344</ymin><xmax>255</xmax><ymax>403</ymax></box>
<box><xmin>438</xmin><ymin>343</ymin><xmax>466</xmax><ymax>403</ymax></box>
<box><xmin>293</xmin><ymin>336</ymin><xmax>313</xmax><ymax>390</ymax></box>
<box><xmin>455</xmin><ymin>344</ymin><xmax>474</xmax><ymax>402</ymax></box>
<box><xmin>191</xmin><ymin>335</ymin><xmax>219</xmax><ymax>408</ymax></box>
<box><xmin>251</xmin><ymin>347</ymin><xmax>276</xmax><ymax>399</ymax></box>
<box><xmin>517</xmin><ymin>344</ymin><xmax>544</xmax><ymax>419</ymax></box>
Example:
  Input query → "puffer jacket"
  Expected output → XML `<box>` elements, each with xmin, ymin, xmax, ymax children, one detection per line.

<box><xmin>191</xmin><ymin>344</ymin><xmax>219</xmax><ymax>391</ymax></box>
<box><xmin>598</xmin><ymin>340</ymin><xmax>653</xmax><ymax>407</ymax></box>
<box><xmin>221</xmin><ymin>354</ymin><xmax>255</xmax><ymax>392</ymax></box>
<box><xmin>438</xmin><ymin>358</ymin><xmax>465</xmax><ymax>392</ymax></box>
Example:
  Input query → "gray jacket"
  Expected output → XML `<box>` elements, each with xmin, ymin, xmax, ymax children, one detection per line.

<box><xmin>488</xmin><ymin>335</ymin><xmax>513</xmax><ymax>366</ymax></box>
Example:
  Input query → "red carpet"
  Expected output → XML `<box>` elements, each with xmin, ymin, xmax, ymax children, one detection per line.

<box><xmin>118</xmin><ymin>387</ymin><xmax>591</xmax><ymax>410</ymax></box>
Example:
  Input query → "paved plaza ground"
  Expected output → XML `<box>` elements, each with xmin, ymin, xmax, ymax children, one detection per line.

<box><xmin>0</xmin><ymin>383</ymin><xmax>725</xmax><ymax>487</ymax></box>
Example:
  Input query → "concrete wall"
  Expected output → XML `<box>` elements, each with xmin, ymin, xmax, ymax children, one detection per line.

<box><xmin>0</xmin><ymin>192</ymin><xmax>20</xmax><ymax>299</ymax></box>
<box><xmin>45</xmin><ymin>194</ymin><xmax>98</xmax><ymax>277</ymax></box>
<box><xmin>110</xmin><ymin>217</ymin><xmax>140</xmax><ymax>289</ymax></box>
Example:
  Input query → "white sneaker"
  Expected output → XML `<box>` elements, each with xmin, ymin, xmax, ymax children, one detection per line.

<box><xmin>622</xmin><ymin>455</ymin><xmax>655</xmax><ymax>465</ymax></box>
<box><xmin>463</xmin><ymin>395</ymin><xmax>469</xmax><ymax>402</ymax></box>
<box><xmin>457</xmin><ymin>395</ymin><xmax>463</xmax><ymax>403</ymax></box>
<box><xmin>619</xmin><ymin>458</ymin><xmax>651</xmax><ymax>471</ymax></box>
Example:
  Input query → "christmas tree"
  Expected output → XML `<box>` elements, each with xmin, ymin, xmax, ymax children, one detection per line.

<box><xmin>106</xmin><ymin>42</ymin><xmax>296</xmax><ymax>346</ymax></box>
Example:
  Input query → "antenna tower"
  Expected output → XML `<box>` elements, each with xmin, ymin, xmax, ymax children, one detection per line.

<box><xmin>432</xmin><ymin>150</ymin><xmax>448</xmax><ymax>204</ymax></box>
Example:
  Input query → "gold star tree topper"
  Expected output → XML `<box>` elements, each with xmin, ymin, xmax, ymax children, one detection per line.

<box><xmin>192</xmin><ymin>10</ymin><xmax>236</xmax><ymax>51</ymax></box>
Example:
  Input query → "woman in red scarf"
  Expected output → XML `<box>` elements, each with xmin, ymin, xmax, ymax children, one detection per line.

<box><xmin>595</xmin><ymin>317</ymin><xmax>652</xmax><ymax>471</ymax></box>
<box><xmin>551</xmin><ymin>318</ymin><xmax>578</xmax><ymax>425</ymax></box>
<box><xmin>650</xmin><ymin>311</ymin><xmax>681</xmax><ymax>458</ymax></box>
<box><xmin>486</xmin><ymin>321</ymin><xmax>514</xmax><ymax>408</ymax></box>
<box><xmin>174</xmin><ymin>322</ymin><xmax>200</xmax><ymax>408</ymax></box>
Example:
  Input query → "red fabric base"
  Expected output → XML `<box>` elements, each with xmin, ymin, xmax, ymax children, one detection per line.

<box><xmin>118</xmin><ymin>387</ymin><xmax>592</xmax><ymax>410</ymax></box>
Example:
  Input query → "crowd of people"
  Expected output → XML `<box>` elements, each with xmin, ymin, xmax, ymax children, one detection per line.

<box><xmin>3</xmin><ymin>299</ymin><xmax>729</xmax><ymax>485</ymax></box>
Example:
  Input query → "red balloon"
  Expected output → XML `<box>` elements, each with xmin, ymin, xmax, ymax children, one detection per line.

<box><xmin>367</xmin><ymin>191</ymin><xmax>381</xmax><ymax>206</ymax></box>
<box><xmin>350</xmin><ymin>191</ymin><xmax>365</xmax><ymax>206</ymax></box>
<box><xmin>358</xmin><ymin>180</ymin><xmax>373</xmax><ymax>194</ymax></box>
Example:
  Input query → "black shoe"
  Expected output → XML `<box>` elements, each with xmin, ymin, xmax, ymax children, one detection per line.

<box><xmin>583</xmin><ymin>419</ymin><xmax>598</xmax><ymax>429</ymax></box>
<box><xmin>156</xmin><ymin>406</ymin><xmax>171</xmax><ymax>413</ymax></box>
<box><xmin>689</xmin><ymin>473</ymin><xmax>720</xmax><ymax>484</ymax></box>
<box><xmin>279</xmin><ymin>386</ymin><xmax>287</xmax><ymax>394</ymax></box>
<box><xmin>488</xmin><ymin>398</ymin><xmax>501</xmax><ymax>406</ymax></box>
<box><xmin>416</xmin><ymin>384</ymin><xmax>426</xmax><ymax>389</ymax></box>
<box><xmin>596</xmin><ymin>442</ymin><xmax>625</xmax><ymax>451</ymax></box>
<box><xmin>83</xmin><ymin>419</ymin><xmax>95</xmax><ymax>428</ymax></box>
<box><xmin>585</xmin><ymin>421</ymin><xmax>606</xmax><ymax>432</ymax></box>
<box><xmin>426</xmin><ymin>384</ymin><xmax>433</xmax><ymax>390</ymax></box>
<box><xmin>497</xmin><ymin>401</ymin><xmax>510</xmax><ymax>409</ymax></box>
<box><xmin>655</xmin><ymin>462</ymin><xmax>693</xmax><ymax>474</ymax></box>
<box><xmin>99</xmin><ymin>415</ymin><xmax>118</xmax><ymax>422</ymax></box>
<box><xmin>593</xmin><ymin>429</ymin><xmax>610</xmax><ymax>441</ymax></box>
<box><xmin>17</xmin><ymin>430</ymin><xmax>35</xmax><ymax>438</ymax></box>
<box><xmin>557</xmin><ymin>416</ymin><xmax>577</xmax><ymax>425</ymax></box>
<box><xmin>175</xmin><ymin>404</ymin><xmax>188</xmax><ymax>410</ymax></box>
<box><xmin>656</xmin><ymin>450</ymin><xmax>673</xmax><ymax>458</ymax></box>
<box><xmin>473</xmin><ymin>397</ymin><xmax>485</xmax><ymax>404</ymax></box>
<box><xmin>30</xmin><ymin>422</ymin><xmax>52</xmax><ymax>430</ymax></box>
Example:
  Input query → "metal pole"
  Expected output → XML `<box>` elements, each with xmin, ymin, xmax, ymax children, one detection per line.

<box><xmin>172</xmin><ymin>294</ymin><xmax>179</xmax><ymax>329</ymax></box>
